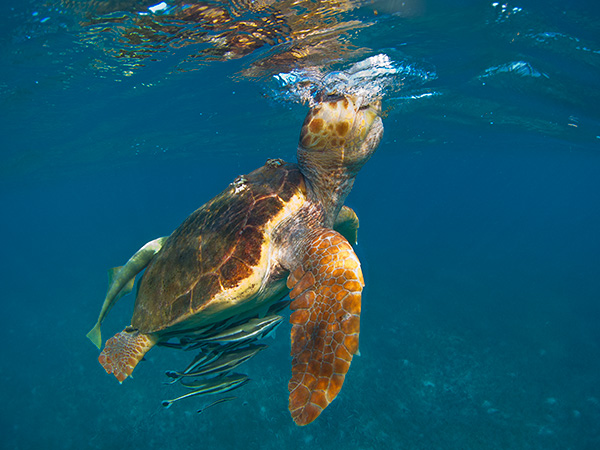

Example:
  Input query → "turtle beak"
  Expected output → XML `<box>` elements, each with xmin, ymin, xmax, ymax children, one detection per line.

<box><xmin>349</xmin><ymin>98</ymin><xmax>383</xmax><ymax>170</ymax></box>
<box><xmin>366</xmin><ymin>99</ymin><xmax>381</xmax><ymax>122</ymax></box>
<box><xmin>355</xmin><ymin>98</ymin><xmax>381</xmax><ymax>141</ymax></box>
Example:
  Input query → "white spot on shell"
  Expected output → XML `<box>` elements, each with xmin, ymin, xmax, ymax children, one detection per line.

<box><xmin>231</xmin><ymin>175</ymin><xmax>248</xmax><ymax>194</ymax></box>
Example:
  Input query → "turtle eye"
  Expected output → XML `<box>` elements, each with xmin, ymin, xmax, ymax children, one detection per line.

<box><xmin>315</xmin><ymin>92</ymin><xmax>347</xmax><ymax>106</ymax></box>
<box><xmin>324</xmin><ymin>93</ymin><xmax>343</xmax><ymax>102</ymax></box>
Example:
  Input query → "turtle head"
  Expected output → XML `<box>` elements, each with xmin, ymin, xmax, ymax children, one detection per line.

<box><xmin>298</xmin><ymin>94</ymin><xmax>383</xmax><ymax>175</ymax></box>
<box><xmin>297</xmin><ymin>94</ymin><xmax>383</xmax><ymax>221</ymax></box>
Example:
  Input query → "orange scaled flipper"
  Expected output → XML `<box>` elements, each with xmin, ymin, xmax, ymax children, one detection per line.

<box><xmin>287</xmin><ymin>229</ymin><xmax>363</xmax><ymax>425</ymax></box>
<box><xmin>98</xmin><ymin>328</ymin><xmax>157</xmax><ymax>383</ymax></box>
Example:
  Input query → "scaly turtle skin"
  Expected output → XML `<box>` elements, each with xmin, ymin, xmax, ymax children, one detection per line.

<box><xmin>98</xmin><ymin>94</ymin><xmax>383</xmax><ymax>425</ymax></box>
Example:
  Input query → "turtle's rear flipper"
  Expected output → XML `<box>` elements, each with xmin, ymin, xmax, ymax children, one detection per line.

<box><xmin>98</xmin><ymin>328</ymin><xmax>156</xmax><ymax>383</ymax></box>
<box><xmin>287</xmin><ymin>229</ymin><xmax>363</xmax><ymax>426</ymax></box>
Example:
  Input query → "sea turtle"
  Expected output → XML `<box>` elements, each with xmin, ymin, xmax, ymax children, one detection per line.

<box><xmin>96</xmin><ymin>93</ymin><xmax>383</xmax><ymax>425</ymax></box>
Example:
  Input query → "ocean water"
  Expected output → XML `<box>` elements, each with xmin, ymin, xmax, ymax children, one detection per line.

<box><xmin>1</xmin><ymin>1</ymin><xmax>599</xmax><ymax>449</ymax></box>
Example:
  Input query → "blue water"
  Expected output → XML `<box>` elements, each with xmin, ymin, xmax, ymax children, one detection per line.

<box><xmin>1</xmin><ymin>1</ymin><xmax>599</xmax><ymax>449</ymax></box>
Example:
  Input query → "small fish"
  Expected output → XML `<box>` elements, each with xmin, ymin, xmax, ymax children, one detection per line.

<box><xmin>176</xmin><ymin>338</ymin><xmax>234</xmax><ymax>352</ymax></box>
<box><xmin>198</xmin><ymin>315</ymin><xmax>283</xmax><ymax>343</ymax></box>
<box><xmin>161</xmin><ymin>374</ymin><xmax>250</xmax><ymax>409</ymax></box>
<box><xmin>160</xmin><ymin>323</ymin><xmax>215</xmax><ymax>341</ymax></box>
<box><xmin>197</xmin><ymin>396</ymin><xmax>237</xmax><ymax>414</ymax></box>
<box><xmin>267</xmin><ymin>299</ymin><xmax>292</xmax><ymax>315</ymax></box>
<box><xmin>178</xmin><ymin>344</ymin><xmax>266</xmax><ymax>380</ymax></box>
<box><xmin>86</xmin><ymin>236</ymin><xmax>167</xmax><ymax>349</ymax></box>
<box><xmin>177</xmin><ymin>373</ymin><xmax>250</xmax><ymax>391</ymax></box>
<box><xmin>156</xmin><ymin>341</ymin><xmax>186</xmax><ymax>349</ymax></box>
<box><xmin>164</xmin><ymin>351</ymin><xmax>222</xmax><ymax>384</ymax></box>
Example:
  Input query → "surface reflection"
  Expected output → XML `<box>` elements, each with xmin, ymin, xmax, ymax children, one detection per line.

<box><xmin>58</xmin><ymin>0</ymin><xmax>385</xmax><ymax>77</ymax></box>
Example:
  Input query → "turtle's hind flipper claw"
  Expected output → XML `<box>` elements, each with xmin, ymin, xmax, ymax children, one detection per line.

<box><xmin>99</xmin><ymin>328</ymin><xmax>156</xmax><ymax>383</ymax></box>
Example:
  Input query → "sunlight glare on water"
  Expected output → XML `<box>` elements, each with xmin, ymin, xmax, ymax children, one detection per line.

<box><xmin>270</xmin><ymin>53</ymin><xmax>437</xmax><ymax>107</ymax></box>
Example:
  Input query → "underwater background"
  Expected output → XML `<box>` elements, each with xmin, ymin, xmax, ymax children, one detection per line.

<box><xmin>1</xmin><ymin>0</ymin><xmax>599</xmax><ymax>449</ymax></box>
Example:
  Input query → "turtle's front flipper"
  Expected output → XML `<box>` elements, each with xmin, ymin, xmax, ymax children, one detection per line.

<box><xmin>98</xmin><ymin>328</ymin><xmax>157</xmax><ymax>383</ymax></box>
<box><xmin>86</xmin><ymin>236</ymin><xmax>167</xmax><ymax>349</ymax></box>
<box><xmin>333</xmin><ymin>205</ymin><xmax>359</xmax><ymax>245</ymax></box>
<box><xmin>286</xmin><ymin>229</ymin><xmax>363</xmax><ymax>426</ymax></box>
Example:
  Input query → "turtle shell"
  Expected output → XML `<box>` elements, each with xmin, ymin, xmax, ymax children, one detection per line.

<box><xmin>132</xmin><ymin>161</ymin><xmax>307</xmax><ymax>334</ymax></box>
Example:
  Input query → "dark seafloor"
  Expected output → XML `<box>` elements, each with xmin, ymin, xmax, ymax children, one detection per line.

<box><xmin>0</xmin><ymin>0</ymin><xmax>599</xmax><ymax>449</ymax></box>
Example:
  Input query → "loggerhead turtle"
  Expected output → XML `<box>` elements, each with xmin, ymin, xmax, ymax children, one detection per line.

<box><xmin>96</xmin><ymin>93</ymin><xmax>383</xmax><ymax>425</ymax></box>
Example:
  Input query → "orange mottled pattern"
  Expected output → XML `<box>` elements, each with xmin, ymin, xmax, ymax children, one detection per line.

<box><xmin>287</xmin><ymin>229</ymin><xmax>363</xmax><ymax>426</ymax></box>
<box><xmin>98</xmin><ymin>329</ymin><xmax>156</xmax><ymax>383</ymax></box>
<box><xmin>300</xmin><ymin>96</ymin><xmax>355</xmax><ymax>151</ymax></box>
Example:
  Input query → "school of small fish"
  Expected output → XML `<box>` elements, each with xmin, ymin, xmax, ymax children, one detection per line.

<box><xmin>157</xmin><ymin>306</ymin><xmax>288</xmax><ymax>411</ymax></box>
